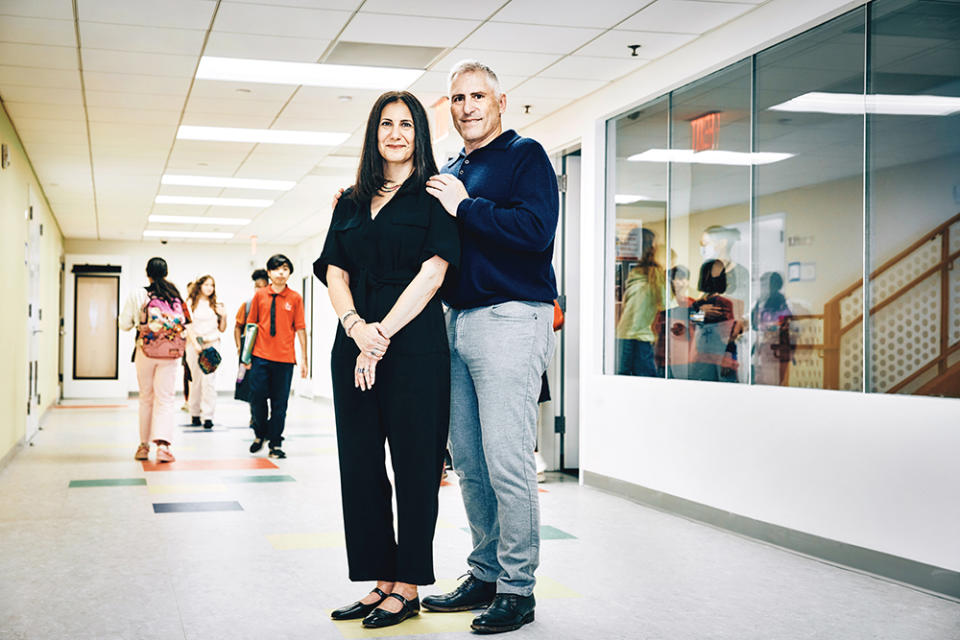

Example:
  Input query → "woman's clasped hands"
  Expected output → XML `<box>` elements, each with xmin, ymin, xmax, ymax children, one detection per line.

<box><xmin>351</xmin><ymin>321</ymin><xmax>391</xmax><ymax>390</ymax></box>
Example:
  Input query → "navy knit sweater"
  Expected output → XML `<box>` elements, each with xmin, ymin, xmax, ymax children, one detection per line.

<box><xmin>439</xmin><ymin>129</ymin><xmax>559</xmax><ymax>309</ymax></box>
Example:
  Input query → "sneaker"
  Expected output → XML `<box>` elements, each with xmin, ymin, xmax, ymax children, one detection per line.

<box><xmin>249</xmin><ymin>438</ymin><xmax>264</xmax><ymax>453</ymax></box>
<box><xmin>268</xmin><ymin>447</ymin><xmax>287</xmax><ymax>459</ymax></box>
<box><xmin>203</xmin><ymin>419</ymin><xmax>213</xmax><ymax>429</ymax></box>
<box><xmin>134</xmin><ymin>443</ymin><xmax>150</xmax><ymax>460</ymax></box>
<box><xmin>156</xmin><ymin>444</ymin><xmax>176</xmax><ymax>463</ymax></box>
<box><xmin>191</xmin><ymin>416</ymin><xmax>201</xmax><ymax>426</ymax></box>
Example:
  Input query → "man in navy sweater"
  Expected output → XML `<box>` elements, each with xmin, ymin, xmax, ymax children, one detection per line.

<box><xmin>423</xmin><ymin>60</ymin><xmax>558</xmax><ymax>634</ymax></box>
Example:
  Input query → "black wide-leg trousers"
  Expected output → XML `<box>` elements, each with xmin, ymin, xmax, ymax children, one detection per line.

<box><xmin>331</xmin><ymin>349</ymin><xmax>450</xmax><ymax>585</ymax></box>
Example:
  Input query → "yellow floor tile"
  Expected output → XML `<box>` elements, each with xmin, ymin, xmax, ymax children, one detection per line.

<box><xmin>331</xmin><ymin>611</ymin><xmax>476</xmax><ymax>638</ymax></box>
<box><xmin>266</xmin><ymin>532</ymin><xmax>345</xmax><ymax>550</ymax></box>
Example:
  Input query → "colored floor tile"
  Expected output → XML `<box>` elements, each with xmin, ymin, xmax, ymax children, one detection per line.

<box><xmin>140</xmin><ymin>458</ymin><xmax>278</xmax><ymax>472</ymax></box>
<box><xmin>152</xmin><ymin>501</ymin><xmax>243</xmax><ymax>513</ymax></box>
<box><xmin>147</xmin><ymin>483</ymin><xmax>227</xmax><ymax>495</ymax></box>
<box><xmin>266</xmin><ymin>532</ymin><xmax>345</xmax><ymax>550</ymax></box>
<box><xmin>68</xmin><ymin>478</ymin><xmax>147</xmax><ymax>488</ymax></box>
<box><xmin>540</xmin><ymin>525</ymin><xmax>576</xmax><ymax>540</ymax></box>
<box><xmin>221</xmin><ymin>474</ymin><xmax>295</xmax><ymax>484</ymax></box>
<box><xmin>331</xmin><ymin>611</ymin><xmax>477</xmax><ymax>638</ymax></box>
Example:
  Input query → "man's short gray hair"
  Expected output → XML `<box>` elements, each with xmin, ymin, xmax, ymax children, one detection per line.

<box><xmin>447</xmin><ymin>59</ymin><xmax>502</xmax><ymax>98</ymax></box>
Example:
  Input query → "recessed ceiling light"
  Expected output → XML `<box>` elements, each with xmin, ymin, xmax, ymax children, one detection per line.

<box><xmin>155</xmin><ymin>195</ymin><xmax>273</xmax><ymax>207</ymax></box>
<box><xmin>177</xmin><ymin>125</ymin><xmax>350</xmax><ymax>146</ymax></box>
<box><xmin>148</xmin><ymin>215</ymin><xmax>252</xmax><ymax>226</ymax></box>
<box><xmin>143</xmin><ymin>230</ymin><xmax>234</xmax><ymax>239</ymax></box>
<box><xmin>161</xmin><ymin>174</ymin><xmax>296</xmax><ymax>190</ymax></box>
<box><xmin>769</xmin><ymin>92</ymin><xmax>960</xmax><ymax>116</ymax></box>
<box><xmin>627</xmin><ymin>149</ymin><xmax>793</xmax><ymax>165</ymax></box>
<box><xmin>196</xmin><ymin>56</ymin><xmax>425</xmax><ymax>90</ymax></box>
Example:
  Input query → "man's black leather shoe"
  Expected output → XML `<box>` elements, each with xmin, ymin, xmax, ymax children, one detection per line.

<box><xmin>362</xmin><ymin>593</ymin><xmax>419</xmax><ymax>628</ymax></box>
<box><xmin>471</xmin><ymin>593</ymin><xmax>535</xmax><ymax>634</ymax></box>
<box><xmin>330</xmin><ymin>587</ymin><xmax>388</xmax><ymax>620</ymax></box>
<box><xmin>422</xmin><ymin>574</ymin><xmax>496</xmax><ymax>612</ymax></box>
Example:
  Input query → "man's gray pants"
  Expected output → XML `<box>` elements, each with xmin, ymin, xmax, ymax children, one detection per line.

<box><xmin>445</xmin><ymin>301</ymin><xmax>556</xmax><ymax>596</ymax></box>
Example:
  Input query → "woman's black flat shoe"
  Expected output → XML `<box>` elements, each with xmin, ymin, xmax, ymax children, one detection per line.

<box><xmin>330</xmin><ymin>587</ymin><xmax>389</xmax><ymax>620</ymax></box>
<box><xmin>362</xmin><ymin>593</ymin><xmax>420</xmax><ymax>628</ymax></box>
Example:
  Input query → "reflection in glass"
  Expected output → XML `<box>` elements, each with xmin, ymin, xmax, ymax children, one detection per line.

<box><xmin>669</xmin><ymin>60</ymin><xmax>751</xmax><ymax>384</ymax></box>
<box><xmin>754</xmin><ymin>8</ymin><xmax>865</xmax><ymax>390</ymax></box>
<box><xmin>867</xmin><ymin>0</ymin><xmax>960</xmax><ymax>398</ymax></box>
<box><xmin>608</xmin><ymin>97</ymin><xmax>668</xmax><ymax>377</ymax></box>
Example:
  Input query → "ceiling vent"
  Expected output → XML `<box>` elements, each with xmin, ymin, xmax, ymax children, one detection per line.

<box><xmin>325</xmin><ymin>41</ymin><xmax>445</xmax><ymax>69</ymax></box>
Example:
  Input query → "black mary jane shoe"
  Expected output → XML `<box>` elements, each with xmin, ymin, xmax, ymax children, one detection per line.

<box><xmin>330</xmin><ymin>588</ymin><xmax>389</xmax><ymax>621</ymax></box>
<box><xmin>361</xmin><ymin>593</ymin><xmax>420</xmax><ymax>628</ymax></box>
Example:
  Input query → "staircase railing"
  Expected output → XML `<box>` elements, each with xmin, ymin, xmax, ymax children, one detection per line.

<box><xmin>822</xmin><ymin>212</ymin><xmax>960</xmax><ymax>392</ymax></box>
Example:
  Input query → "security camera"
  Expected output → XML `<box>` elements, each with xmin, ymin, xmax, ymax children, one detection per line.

<box><xmin>160</xmin><ymin>239</ymin><xmax>168</xmax><ymax>245</ymax></box>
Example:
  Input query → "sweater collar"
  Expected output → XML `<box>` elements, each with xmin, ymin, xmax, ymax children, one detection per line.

<box><xmin>457</xmin><ymin>129</ymin><xmax>519</xmax><ymax>159</ymax></box>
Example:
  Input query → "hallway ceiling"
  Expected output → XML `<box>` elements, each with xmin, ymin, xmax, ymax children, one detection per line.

<box><xmin>0</xmin><ymin>0</ymin><xmax>768</xmax><ymax>244</ymax></box>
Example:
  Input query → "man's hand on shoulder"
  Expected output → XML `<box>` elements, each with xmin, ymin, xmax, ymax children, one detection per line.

<box><xmin>426</xmin><ymin>174</ymin><xmax>468</xmax><ymax>217</ymax></box>
<box><xmin>330</xmin><ymin>187</ymin><xmax>345</xmax><ymax>211</ymax></box>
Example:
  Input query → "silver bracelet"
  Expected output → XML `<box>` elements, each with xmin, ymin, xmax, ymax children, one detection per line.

<box><xmin>345</xmin><ymin>317</ymin><xmax>364</xmax><ymax>337</ymax></box>
<box><xmin>340</xmin><ymin>309</ymin><xmax>358</xmax><ymax>328</ymax></box>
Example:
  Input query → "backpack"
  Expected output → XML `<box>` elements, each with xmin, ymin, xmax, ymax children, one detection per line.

<box><xmin>138</xmin><ymin>294</ymin><xmax>188</xmax><ymax>359</ymax></box>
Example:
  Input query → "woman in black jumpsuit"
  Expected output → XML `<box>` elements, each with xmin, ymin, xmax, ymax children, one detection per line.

<box><xmin>313</xmin><ymin>91</ymin><xmax>459</xmax><ymax>629</ymax></box>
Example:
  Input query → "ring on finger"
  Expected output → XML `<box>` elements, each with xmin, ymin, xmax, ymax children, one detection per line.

<box><xmin>356</xmin><ymin>367</ymin><xmax>365</xmax><ymax>373</ymax></box>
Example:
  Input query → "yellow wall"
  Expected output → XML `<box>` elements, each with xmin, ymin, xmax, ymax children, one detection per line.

<box><xmin>0</xmin><ymin>101</ymin><xmax>64</xmax><ymax>463</ymax></box>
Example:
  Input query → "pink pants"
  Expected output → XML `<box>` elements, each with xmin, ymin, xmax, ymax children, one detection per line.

<box><xmin>134</xmin><ymin>349</ymin><xmax>179</xmax><ymax>444</ymax></box>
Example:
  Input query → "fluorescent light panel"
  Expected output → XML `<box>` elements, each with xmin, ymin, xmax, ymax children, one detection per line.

<box><xmin>196</xmin><ymin>56</ymin><xmax>425</xmax><ymax>90</ymax></box>
<box><xmin>148</xmin><ymin>215</ymin><xmax>252</xmax><ymax>226</ymax></box>
<box><xmin>615</xmin><ymin>194</ymin><xmax>654</xmax><ymax>204</ymax></box>
<box><xmin>162</xmin><ymin>174</ymin><xmax>296</xmax><ymax>190</ymax></box>
<box><xmin>627</xmin><ymin>149</ymin><xmax>793</xmax><ymax>165</ymax></box>
<box><xmin>769</xmin><ymin>92</ymin><xmax>960</xmax><ymax>116</ymax></box>
<box><xmin>177</xmin><ymin>125</ymin><xmax>350</xmax><ymax>146</ymax></box>
<box><xmin>155</xmin><ymin>195</ymin><xmax>273</xmax><ymax>207</ymax></box>
<box><xmin>143</xmin><ymin>230</ymin><xmax>234</xmax><ymax>239</ymax></box>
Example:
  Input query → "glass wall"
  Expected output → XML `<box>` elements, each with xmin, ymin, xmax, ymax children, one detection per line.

<box><xmin>605</xmin><ymin>0</ymin><xmax>960</xmax><ymax>398</ymax></box>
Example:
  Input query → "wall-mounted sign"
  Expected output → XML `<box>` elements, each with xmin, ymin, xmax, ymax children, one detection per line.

<box><xmin>690</xmin><ymin>112</ymin><xmax>720</xmax><ymax>152</ymax></box>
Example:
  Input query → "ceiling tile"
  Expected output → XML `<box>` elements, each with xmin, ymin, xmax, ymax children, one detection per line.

<box><xmin>79</xmin><ymin>22</ymin><xmax>205</xmax><ymax>55</ymax></box>
<box><xmin>221</xmin><ymin>0</ymin><xmax>361</xmax><ymax>9</ymax></box>
<box><xmin>510</xmin><ymin>76</ymin><xmax>607</xmax><ymax>100</ymax></box>
<box><xmin>81</xmin><ymin>49</ymin><xmax>198</xmax><ymax>77</ymax></box>
<box><xmin>77</xmin><ymin>0</ymin><xmax>217</xmax><ymax>30</ymax></box>
<box><xmin>0</xmin><ymin>85</ymin><xmax>82</xmax><ymax>105</ymax></box>
<box><xmin>190</xmin><ymin>79</ymin><xmax>297</xmax><ymax>101</ymax></box>
<box><xmin>19</xmin><ymin>127</ymin><xmax>88</xmax><ymax>145</ymax></box>
<box><xmin>538</xmin><ymin>55</ymin><xmax>650</xmax><ymax>82</ymax></box>
<box><xmin>181</xmin><ymin>112</ymin><xmax>276</xmax><ymax>129</ymax></box>
<box><xmin>576</xmin><ymin>30</ymin><xmax>697</xmax><ymax>59</ymax></box>
<box><xmin>86</xmin><ymin>106</ymin><xmax>182</xmax><ymax>125</ymax></box>
<box><xmin>340</xmin><ymin>13</ymin><xmax>480</xmax><ymax>48</ymax></box>
<box><xmin>85</xmin><ymin>90</ymin><xmax>186</xmax><ymax>110</ymax></box>
<box><xmin>10</xmin><ymin>117</ymin><xmax>86</xmax><ymax>134</ymax></box>
<box><xmin>491</xmin><ymin>0</ymin><xmax>645</xmax><ymax>29</ymax></box>
<box><xmin>204</xmin><ymin>32</ymin><xmax>331</xmax><ymax>62</ymax></box>
<box><xmin>89</xmin><ymin>122</ymin><xmax>178</xmax><ymax>144</ymax></box>
<box><xmin>283</xmin><ymin>86</ymin><xmax>384</xmax><ymax>119</ymax></box>
<box><xmin>213</xmin><ymin>3</ymin><xmax>350</xmax><ymax>39</ymax></box>
<box><xmin>619</xmin><ymin>1</ymin><xmax>755</xmax><ymax>35</ymax></box>
<box><xmin>0</xmin><ymin>42</ymin><xmax>77</xmax><ymax>69</ymax></box>
<box><xmin>461</xmin><ymin>23</ymin><xmax>603</xmax><ymax>55</ymax></box>
<box><xmin>433</xmin><ymin>48</ymin><xmax>561</xmax><ymax>78</ymax></box>
<box><xmin>82</xmin><ymin>71</ymin><xmax>192</xmax><ymax>94</ymax></box>
<box><xmin>361</xmin><ymin>0</ymin><xmax>503</xmax><ymax>20</ymax></box>
<box><xmin>0</xmin><ymin>65</ymin><xmax>80</xmax><ymax>88</ymax></box>
<box><xmin>185</xmin><ymin>95</ymin><xmax>287</xmax><ymax>117</ymax></box>
<box><xmin>0</xmin><ymin>16</ymin><xmax>76</xmax><ymax>46</ymax></box>
<box><xmin>3</xmin><ymin>101</ymin><xmax>85</xmax><ymax>120</ymax></box>
<box><xmin>0</xmin><ymin>0</ymin><xmax>74</xmax><ymax>20</ymax></box>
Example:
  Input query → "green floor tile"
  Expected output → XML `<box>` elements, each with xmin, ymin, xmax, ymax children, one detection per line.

<box><xmin>540</xmin><ymin>525</ymin><xmax>576</xmax><ymax>540</ymax></box>
<box><xmin>69</xmin><ymin>478</ymin><xmax>147</xmax><ymax>488</ymax></box>
<box><xmin>221</xmin><ymin>475</ymin><xmax>296</xmax><ymax>484</ymax></box>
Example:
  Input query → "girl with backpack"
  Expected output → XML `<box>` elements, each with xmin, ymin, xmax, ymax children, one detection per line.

<box><xmin>118</xmin><ymin>257</ymin><xmax>190</xmax><ymax>463</ymax></box>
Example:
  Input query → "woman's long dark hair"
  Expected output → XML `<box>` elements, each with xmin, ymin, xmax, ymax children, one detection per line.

<box><xmin>351</xmin><ymin>91</ymin><xmax>437</xmax><ymax>203</ymax></box>
<box><xmin>145</xmin><ymin>257</ymin><xmax>182</xmax><ymax>305</ymax></box>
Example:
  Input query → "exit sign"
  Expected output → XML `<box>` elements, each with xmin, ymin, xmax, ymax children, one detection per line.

<box><xmin>691</xmin><ymin>112</ymin><xmax>720</xmax><ymax>152</ymax></box>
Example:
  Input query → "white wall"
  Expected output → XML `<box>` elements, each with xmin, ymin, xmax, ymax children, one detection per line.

<box><xmin>64</xmin><ymin>239</ymin><xmax>297</xmax><ymax>394</ymax></box>
<box><xmin>294</xmin><ymin>235</ymin><xmax>338</xmax><ymax>400</ymax></box>
<box><xmin>517</xmin><ymin>0</ymin><xmax>960</xmax><ymax>574</ymax></box>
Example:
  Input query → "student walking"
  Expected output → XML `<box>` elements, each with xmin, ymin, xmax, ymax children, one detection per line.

<box><xmin>244</xmin><ymin>255</ymin><xmax>307</xmax><ymax>458</ymax></box>
<box><xmin>185</xmin><ymin>275</ymin><xmax>226</xmax><ymax>427</ymax></box>
<box><xmin>234</xmin><ymin>269</ymin><xmax>269</xmax><ymax>429</ymax></box>
<box><xmin>118</xmin><ymin>257</ymin><xmax>190</xmax><ymax>463</ymax></box>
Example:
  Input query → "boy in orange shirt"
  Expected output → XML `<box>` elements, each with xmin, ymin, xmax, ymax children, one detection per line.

<box><xmin>244</xmin><ymin>255</ymin><xmax>307</xmax><ymax>458</ymax></box>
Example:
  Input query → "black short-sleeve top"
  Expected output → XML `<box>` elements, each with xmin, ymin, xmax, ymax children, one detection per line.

<box><xmin>313</xmin><ymin>179</ymin><xmax>460</xmax><ymax>356</ymax></box>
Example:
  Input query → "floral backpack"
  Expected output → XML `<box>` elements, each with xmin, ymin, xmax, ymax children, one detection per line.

<box><xmin>138</xmin><ymin>294</ymin><xmax>188</xmax><ymax>359</ymax></box>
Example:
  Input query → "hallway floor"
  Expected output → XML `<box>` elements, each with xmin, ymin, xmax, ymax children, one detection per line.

<box><xmin>1</xmin><ymin>397</ymin><xmax>957</xmax><ymax>640</ymax></box>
